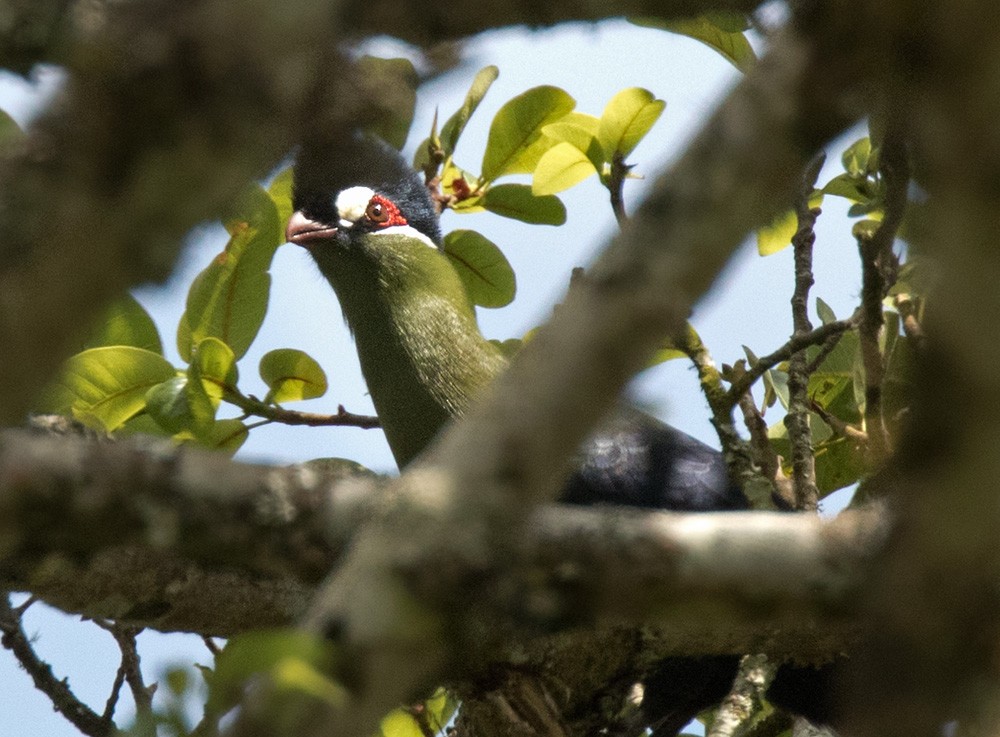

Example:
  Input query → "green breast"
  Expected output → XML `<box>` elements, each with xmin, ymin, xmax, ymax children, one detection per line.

<box><xmin>315</xmin><ymin>232</ymin><xmax>506</xmax><ymax>467</ymax></box>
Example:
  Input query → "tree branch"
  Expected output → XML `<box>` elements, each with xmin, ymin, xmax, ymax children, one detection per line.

<box><xmin>0</xmin><ymin>594</ymin><xmax>113</xmax><ymax>736</ymax></box>
<box><xmin>0</xmin><ymin>429</ymin><xmax>884</xmax><ymax>655</ymax></box>
<box><xmin>783</xmin><ymin>156</ymin><xmax>824</xmax><ymax>511</ymax></box>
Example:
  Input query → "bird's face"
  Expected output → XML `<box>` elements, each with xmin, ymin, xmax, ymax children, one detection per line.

<box><xmin>285</xmin><ymin>136</ymin><xmax>442</xmax><ymax>256</ymax></box>
<box><xmin>285</xmin><ymin>184</ymin><xmax>438</xmax><ymax>251</ymax></box>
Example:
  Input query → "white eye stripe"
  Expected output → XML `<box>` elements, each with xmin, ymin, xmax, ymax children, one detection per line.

<box><xmin>372</xmin><ymin>225</ymin><xmax>438</xmax><ymax>249</ymax></box>
<box><xmin>335</xmin><ymin>186</ymin><xmax>376</xmax><ymax>224</ymax></box>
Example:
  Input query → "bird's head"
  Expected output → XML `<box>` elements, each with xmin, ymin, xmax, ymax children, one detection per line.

<box><xmin>285</xmin><ymin>134</ymin><xmax>442</xmax><ymax>260</ymax></box>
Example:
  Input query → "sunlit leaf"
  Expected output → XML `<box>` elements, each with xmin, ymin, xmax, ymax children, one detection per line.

<box><xmin>191</xmin><ymin>337</ymin><xmax>238</xmax><ymax>407</ymax></box>
<box><xmin>380</xmin><ymin>709</ymin><xmax>426</xmax><ymax>737</ymax></box>
<box><xmin>145</xmin><ymin>375</ymin><xmax>216</xmax><ymax>436</ymax></box>
<box><xmin>259</xmin><ymin>348</ymin><xmax>328</xmax><ymax>403</ymax></box>
<box><xmin>532</xmin><ymin>141</ymin><xmax>598</xmax><ymax>195</ymax></box>
<box><xmin>38</xmin><ymin>347</ymin><xmax>176</xmax><ymax>432</ymax></box>
<box><xmin>440</xmin><ymin>65</ymin><xmax>499</xmax><ymax>155</ymax></box>
<box><xmin>379</xmin><ymin>688</ymin><xmax>458</xmax><ymax>737</ymax></box>
<box><xmin>83</xmin><ymin>293</ymin><xmax>163</xmax><ymax>354</ymax></box>
<box><xmin>178</xmin><ymin>184</ymin><xmax>282</xmax><ymax>361</ymax></box>
<box><xmin>597</xmin><ymin>87</ymin><xmax>666</xmax><ymax>160</ymax></box>
<box><xmin>481</xmin><ymin>86</ymin><xmax>576</xmax><ymax>181</ymax></box>
<box><xmin>543</xmin><ymin>113</ymin><xmax>605</xmax><ymax>170</ymax></box>
<box><xmin>444</xmin><ymin>230</ymin><xmax>516</xmax><ymax>308</ymax></box>
<box><xmin>755</xmin><ymin>191</ymin><xmax>824</xmax><ymax>256</ymax></box>
<box><xmin>441</xmin><ymin>162</ymin><xmax>484</xmax><ymax>212</ymax></box>
<box><xmin>822</xmin><ymin>173</ymin><xmax>869</xmax><ymax>202</ymax></box>
<box><xmin>841</xmin><ymin>137</ymin><xmax>872</xmax><ymax>177</ymax></box>
<box><xmin>633</xmin><ymin>14</ymin><xmax>756</xmax><ymax>72</ymax></box>
<box><xmin>482</xmin><ymin>183</ymin><xmax>566</xmax><ymax>224</ymax></box>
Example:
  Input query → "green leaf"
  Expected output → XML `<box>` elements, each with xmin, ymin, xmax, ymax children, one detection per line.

<box><xmin>191</xmin><ymin>337</ymin><xmax>238</xmax><ymax>407</ymax></box>
<box><xmin>533</xmin><ymin>141</ymin><xmax>598</xmax><ymax>196</ymax></box>
<box><xmin>207</xmin><ymin>630</ymin><xmax>341</xmax><ymax>718</ymax></box>
<box><xmin>756</xmin><ymin>209</ymin><xmax>796</xmax><ymax>256</ymax></box>
<box><xmin>178</xmin><ymin>183</ymin><xmax>281</xmax><ymax>361</ymax></box>
<box><xmin>597</xmin><ymin>87</ymin><xmax>666</xmax><ymax>160</ymax></box>
<box><xmin>38</xmin><ymin>347</ymin><xmax>176</xmax><ymax>432</ymax></box>
<box><xmin>199</xmin><ymin>418</ymin><xmax>249</xmax><ymax>454</ymax></box>
<box><xmin>841</xmin><ymin>137</ymin><xmax>872</xmax><ymax>177</ymax></box>
<box><xmin>633</xmin><ymin>14</ymin><xmax>756</xmax><ymax>72</ymax></box>
<box><xmin>852</xmin><ymin>218</ymin><xmax>882</xmax><ymax>239</ymax></box>
<box><xmin>822</xmin><ymin>173</ymin><xmax>868</xmax><ymax>202</ymax></box>
<box><xmin>481</xmin><ymin>86</ymin><xmax>576</xmax><ymax>182</ymax></box>
<box><xmin>482</xmin><ymin>184</ymin><xmax>566</xmax><ymax>224</ymax></box>
<box><xmin>83</xmin><ymin>293</ymin><xmax>163</xmax><ymax>354</ymax></box>
<box><xmin>755</xmin><ymin>191</ymin><xmax>824</xmax><ymax>256</ymax></box>
<box><xmin>444</xmin><ymin>230</ymin><xmax>516</xmax><ymax>308</ymax></box>
<box><xmin>356</xmin><ymin>56</ymin><xmax>419</xmax><ymax>150</ymax></box>
<box><xmin>440</xmin><ymin>65</ymin><xmax>499</xmax><ymax>155</ymax></box>
<box><xmin>543</xmin><ymin>113</ymin><xmax>605</xmax><ymax>170</ymax></box>
<box><xmin>145</xmin><ymin>375</ymin><xmax>216</xmax><ymax>436</ymax></box>
<box><xmin>816</xmin><ymin>298</ymin><xmax>837</xmax><ymax>325</ymax></box>
<box><xmin>808</xmin><ymin>331</ymin><xmax>862</xmax><ymax>424</ymax></box>
<box><xmin>646</xmin><ymin>345</ymin><xmax>687</xmax><ymax>367</ymax></box>
<box><xmin>268</xmin><ymin>166</ymin><xmax>294</xmax><ymax>230</ymax></box>
<box><xmin>259</xmin><ymin>349</ymin><xmax>328</xmax><ymax>403</ymax></box>
<box><xmin>379</xmin><ymin>688</ymin><xmax>458</xmax><ymax>737</ymax></box>
<box><xmin>118</xmin><ymin>412</ymin><xmax>174</xmax><ymax>438</ymax></box>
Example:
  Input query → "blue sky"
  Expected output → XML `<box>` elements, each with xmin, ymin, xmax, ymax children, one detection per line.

<box><xmin>0</xmin><ymin>20</ymin><xmax>863</xmax><ymax>736</ymax></box>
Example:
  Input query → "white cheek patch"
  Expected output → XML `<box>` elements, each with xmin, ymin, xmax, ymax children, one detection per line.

<box><xmin>335</xmin><ymin>185</ymin><xmax>376</xmax><ymax>228</ymax></box>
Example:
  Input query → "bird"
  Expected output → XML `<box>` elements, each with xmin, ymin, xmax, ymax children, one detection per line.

<box><xmin>284</xmin><ymin>132</ymin><xmax>818</xmax><ymax>735</ymax></box>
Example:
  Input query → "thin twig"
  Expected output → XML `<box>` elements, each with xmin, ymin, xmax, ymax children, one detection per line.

<box><xmin>203</xmin><ymin>636</ymin><xmax>223</xmax><ymax>658</ymax></box>
<box><xmin>225</xmin><ymin>391</ymin><xmax>381</xmax><ymax>429</ymax></box>
<box><xmin>856</xmin><ymin>122</ymin><xmax>910</xmax><ymax>464</ymax></box>
<box><xmin>607</xmin><ymin>154</ymin><xmax>632</xmax><ymax>228</ymax></box>
<box><xmin>784</xmin><ymin>155</ymin><xmax>825</xmax><ymax>511</ymax></box>
<box><xmin>809</xmin><ymin>399</ymin><xmax>869</xmax><ymax>444</ymax></box>
<box><xmin>674</xmin><ymin>325</ymin><xmax>766</xmax><ymax>506</ymax></box>
<box><xmin>0</xmin><ymin>594</ymin><xmax>112</xmax><ymax>736</ymax></box>
<box><xmin>93</xmin><ymin>619</ymin><xmax>155</xmax><ymax>717</ymax></box>
<box><xmin>726</xmin><ymin>315</ymin><xmax>859</xmax><ymax>405</ymax></box>
<box><xmin>738</xmin><ymin>394</ymin><xmax>794</xmax><ymax>509</ymax></box>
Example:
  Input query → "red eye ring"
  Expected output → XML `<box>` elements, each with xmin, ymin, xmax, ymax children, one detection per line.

<box><xmin>364</xmin><ymin>195</ymin><xmax>408</xmax><ymax>228</ymax></box>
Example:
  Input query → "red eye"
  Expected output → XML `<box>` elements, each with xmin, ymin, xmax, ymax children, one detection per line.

<box><xmin>364</xmin><ymin>195</ymin><xmax>407</xmax><ymax>228</ymax></box>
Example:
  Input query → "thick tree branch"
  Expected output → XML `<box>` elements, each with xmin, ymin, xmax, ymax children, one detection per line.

<box><xmin>334</xmin><ymin>0</ymin><xmax>766</xmax><ymax>45</ymax></box>
<box><xmin>0</xmin><ymin>429</ymin><xmax>883</xmax><ymax>655</ymax></box>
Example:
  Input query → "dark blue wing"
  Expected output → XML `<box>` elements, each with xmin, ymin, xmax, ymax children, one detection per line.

<box><xmin>561</xmin><ymin>409</ymin><xmax>749</xmax><ymax>512</ymax></box>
